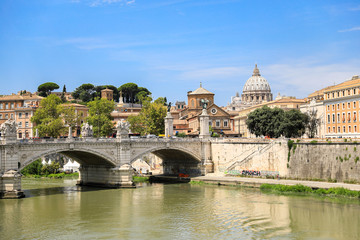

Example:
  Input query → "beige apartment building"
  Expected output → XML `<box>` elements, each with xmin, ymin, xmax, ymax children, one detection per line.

<box><xmin>0</xmin><ymin>92</ymin><xmax>42</xmax><ymax>139</ymax></box>
<box><xmin>324</xmin><ymin>75</ymin><xmax>360</xmax><ymax>138</ymax></box>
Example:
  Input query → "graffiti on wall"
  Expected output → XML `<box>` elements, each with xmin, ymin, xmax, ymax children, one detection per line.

<box><xmin>224</xmin><ymin>169</ymin><xmax>279</xmax><ymax>177</ymax></box>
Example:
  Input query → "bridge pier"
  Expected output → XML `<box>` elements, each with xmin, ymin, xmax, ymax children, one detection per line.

<box><xmin>77</xmin><ymin>164</ymin><xmax>135</xmax><ymax>188</ymax></box>
<box><xmin>0</xmin><ymin>170</ymin><xmax>25</xmax><ymax>199</ymax></box>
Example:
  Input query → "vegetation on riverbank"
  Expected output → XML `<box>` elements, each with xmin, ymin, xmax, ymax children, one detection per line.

<box><xmin>260</xmin><ymin>184</ymin><xmax>360</xmax><ymax>198</ymax></box>
<box><xmin>132</xmin><ymin>176</ymin><xmax>150</xmax><ymax>182</ymax></box>
<box><xmin>22</xmin><ymin>172</ymin><xmax>79</xmax><ymax>179</ymax></box>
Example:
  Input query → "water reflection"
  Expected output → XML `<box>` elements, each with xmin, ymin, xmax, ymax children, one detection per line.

<box><xmin>0</xmin><ymin>179</ymin><xmax>359</xmax><ymax>239</ymax></box>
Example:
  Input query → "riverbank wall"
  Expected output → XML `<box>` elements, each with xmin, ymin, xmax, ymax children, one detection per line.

<box><xmin>289</xmin><ymin>142</ymin><xmax>360</xmax><ymax>182</ymax></box>
<box><xmin>211</xmin><ymin>139</ymin><xmax>360</xmax><ymax>183</ymax></box>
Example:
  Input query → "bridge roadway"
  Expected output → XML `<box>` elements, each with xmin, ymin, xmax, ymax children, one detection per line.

<box><xmin>0</xmin><ymin>137</ymin><xmax>213</xmax><ymax>198</ymax></box>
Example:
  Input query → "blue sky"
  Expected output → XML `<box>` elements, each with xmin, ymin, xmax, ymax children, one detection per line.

<box><xmin>0</xmin><ymin>0</ymin><xmax>359</xmax><ymax>106</ymax></box>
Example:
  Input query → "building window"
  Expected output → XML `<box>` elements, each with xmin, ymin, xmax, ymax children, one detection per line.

<box><xmin>355</xmin><ymin>126</ymin><xmax>357</xmax><ymax>133</ymax></box>
<box><xmin>348</xmin><ymin>112</ymin><xmax>351</xmax><ymax>122</ymax></box>
<box><xmin>337</xmin><ymin>92</ymin><xmax>340</xmax><ymax>97</ymax></box>
<box><xmin>332</xmin><ymin>93</ymin><xmax>335</xmax><ymax>98</ymax></box>
<box><xmin>25</xmin><ymin>122</ymin><xmax>29</xmax><ymax>127</ymax></box>
<box><xmin>327</xmin><ymin>94</ymin><xmax>330</xmax><ymax>99</ymax></box>
<box><xmin>328</xmin><ymin>127</ymin><xmax>330</xmax><ymax>133</ymax></box>
<box><xmin>0</xmin><ymin>104</ymin><xmax>2</xmax><ymax>109</ymax></box>
<box><xmin>333</xmin><ymin>127</ymin><xmax>335</xmax><ymax>132</ymax></box>
<box><xmin>337</xmin><ymin>104</ymin><xmax>340</xmax><ymax>110</ymax></box>
<box><xmin>337</xmin><ymin>113</ymin><xmax>340</xmax><ymax>123</ymax></box>
<box><xmin>327</xmin><ymin>114</ymin><xmax>330</xmax><ymax>123</ymax></box>
<box><xmin>5</xmin><ymin>103</ymin><xmax>8</xmax><ymax>109</ymax></box>
<box><xmin>349</xmin><ymin>126</ymin><xmax>351</xmax><ymax>133</ymax></box>
<box><xmin>25</xmin><ymin>112</ymin><xmax>29</xmax><ymax>118</ymax></box>
<box><xmin>354</xmin><ymin>101</ymin><xmax>356</xmax><ymax>108</ymax></box>
<box><xmin>18</xmin><ymin>131</ymin><xmax>22</xmax><ymax>139</ymax></box>
<box><xmin>216</xmin><ymin>120</ymin><xmax>220</xmax><ymax>127</ymax></box>
<box><xmin>354</xmin><ymin>89</ymin><xmax>356</xmax><ymax>95</ymax></box>
<box><xmin>343</xmin><ymin>91</ymin><xmax>345</xmax><ymax>96</ymax></box>
<box><xmin>332</xmin><ymin>114</ymin><xmax>335</xmax><ymax>123</ymax></box>
<box><xmin>348</xmin><ymin>90</ymin><xmax>351</xmax><ymax>95</ymax></box>
<box><xmin>191</xmin><ymin>100</ymin><xmax>194</xmax><ymax>107</ymax></box>
<box><xmin>342</xmin><ymin>113</ymin><xmax>345</xmax><ymax>122</ymax></box>
<box><xmin>5</xmin><ymin>114</ymin><xmax>8</xmax><ymax>119</ymax></box>
<box><xmin>224</xmin><ymin>120</ymin><xmax>228</xmax><ymax>127</ymax></box>
<box><xmin>338</xmin><ymin>127</ymin><xmax>341</xmax><ymax>133</ymax></box>
<box><xmin>209</xmin><ymin>121</ymin><xmax>212</xmax><ymax>127</ymax></box>
<box><xmin>19</xmin><ymin>113</ymin><xmax>22</xmax><ymax>118</ymax></box>
<box><xmin>354</xmin><ymin>111</ymin><xmax>357</xmax><ymax>122</ymax></box>
<box><xmin>0</xmin><ymin>114</ymin><xmax>2</xmax><ymax>119</ymax></box>
<box><xmin>11</xmin><ymin>113</ymin><xmax>13</xmax><ymax>119</ymax></box>
<box><xmin>10</xmin><ymin>103</ymin><xmax>14</xmax><ymax>109</ymax></box>
<box><xmin>18</xmin><ymin>122</ymin><xmax>22</xmax><ymax>127</ymax></box>
<box><xmin>327</xmin><ymin>105</ymin><xmax>330</xmax><ymax>110</ymax></box>
<box><xmin>343</xmin><ymin>103</ymin><xmax>345</xmax><ymax>109</ymax></box>
<box><xmin>343</xmin><ymin>126</ymin><xmax>346</xmax><ymax>133</ymax></box>
<box><xmin>348</xmin><ymin>102</ymin><xmax>351</xmax><ymax>108</ymax></box>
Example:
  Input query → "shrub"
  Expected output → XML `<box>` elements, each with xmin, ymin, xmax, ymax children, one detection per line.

<box><xmin>309</xmin><ymin>140</ymin><xmax>318</xmax><ymax>144</ymax></box>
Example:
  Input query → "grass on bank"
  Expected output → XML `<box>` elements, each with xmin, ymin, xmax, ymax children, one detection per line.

<box><xmin>260</xmin><ymin>183</ymin><xmax>360</xmax><ymax>198</ymax></box>
<box><xmin>132</xmin><ymin>176</ymin><xmax>150</xmax><ymax>182</ymax></box>
<box><xmin>22</xmin><ymin>172</ymin><xmax>79</xmax><ymax>179</ymax></box>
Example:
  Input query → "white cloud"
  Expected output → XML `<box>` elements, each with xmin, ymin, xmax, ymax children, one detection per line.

<box><xmin>338</xmin><ymin>26</ymin><xmax>360</xmax><ymax>32</ymax></box>
<box><xmin>263</xmin><ymin>61</ymin><xmax>360</xmax><ymax>98</ymax></box>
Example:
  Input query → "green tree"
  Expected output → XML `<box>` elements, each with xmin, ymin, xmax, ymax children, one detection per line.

<box><xmin>246</xmin><ymin>106</ymin><xmax>308</xmax><ymax>138</ymax></box>
<box><xmin>118</xmin><ymin>83</ymin><xmax>138</xmax><ymax>104</ymax></box>
<box><xmin>86</xmin><ymin>98</ymin><xmax>115</xmax><ymax>137</ymax></box>
<box><xmin>31</xmin><ymin>94</ymin><xmax>64</xmax><ymax>137</ymax></box>
<box><xmin>136</xmin><ymin>87</ymin><xmax>151</xmax><ymax>104</ymax></box>
<box><xmin>61</xmin><ymin>84</ymin><xmax>67</xmax><ymax>103</ymax></box>
<box><xmin>280</xmin><ymin>109</ymin><xmax>309</xmax><ymax>138</ymax></box>
<box><xmin>127</xmin><ymin>97</ymin><xmax>167</xmax><ymax>135</ymax></box>
<box><xmin>246</xmin><ymin>106</ymin><xmax>284</xmax><ymax>138</ymax></box>
<box><xmin>21</xmin><ymin>159</ymin><xmax>43</xmax><ymax>175</ymax></box>
<box><xmin>72</xmin><ymin>83</ymin><xmax>96</xmax><ymax>103</ymax></box>
<box><xmin>37</xmin><ymin>82</ymin><xmax>60</xmax><ymax>97</ymax></box>
<box><xmin>41</xmin><ymin>161</ymin><xmax>61</xmax><ymax>175</ymax></box>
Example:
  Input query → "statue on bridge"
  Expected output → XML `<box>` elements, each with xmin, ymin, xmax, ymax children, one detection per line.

<box><xmin>81</xmin><ymin>123</ymin><xmax>93</xmax><ymax>138</ymax></box>
<box><xmin>201</xmin><ymin>99</ymin><xmax>209</xmax><ymax>109</ymax></box>
<box><xmin>167</xmin><ymin>102</ymin><xmax>172</xmax><ymax>112</ymax></box>
<box><xmin>0</xmin><ymin>119</ymin><xmax>17</xmax><ymax>138</ymax></box>
<box><xmin>116</xmin><ymin>120</ymin><xmax>130</xmax><ymax>139</ymax></box>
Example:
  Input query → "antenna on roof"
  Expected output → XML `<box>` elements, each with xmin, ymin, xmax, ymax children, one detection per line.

<box><xmin>200</xmin><ymin>82</ymin><xmax>202</xmax><ymax>88</ymax></box>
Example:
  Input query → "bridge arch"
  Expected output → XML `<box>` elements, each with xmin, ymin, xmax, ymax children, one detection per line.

<box><xmin>131</xmin><ymin>146</ymin><xmax>202</xmax><ymax>176</ymax></box>
<box><xmin>20</xmin><ymin>147</ymin><xmax>117</xmax><ymax>171</ymax></box>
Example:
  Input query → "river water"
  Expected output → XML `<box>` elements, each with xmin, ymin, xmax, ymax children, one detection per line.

<box><xmin>1</xmin><ymin>178</ymin><xmax>360</xmax><ymax>240</ymax></box>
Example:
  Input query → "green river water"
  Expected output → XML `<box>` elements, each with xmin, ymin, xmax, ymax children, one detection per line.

<box><xmin>0</xmin><ymin>178</ymin><xmax>360</xmax><ymax>240</ymax></box>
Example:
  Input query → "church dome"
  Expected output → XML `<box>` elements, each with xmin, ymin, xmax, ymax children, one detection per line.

<box><xmin>243</xmin><ymin>64</ymin><xmax>271</xmax><ymax>92</ymax></box>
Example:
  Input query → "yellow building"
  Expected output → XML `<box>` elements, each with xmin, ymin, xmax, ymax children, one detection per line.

<box><xmin>234</xmin><ymin>96</ymin><xmax>305</xmax><ymax>137</ymax></box>
<box><xmin>324</xmin><ymin>75</ymin><xmax>360</xmax><ymax>138</ymax></box>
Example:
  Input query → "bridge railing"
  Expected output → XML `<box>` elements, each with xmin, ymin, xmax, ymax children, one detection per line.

<box><xmin>12</xmin><ymin>137</ymin><xmax>204</xmax><ymax>144</ymax></box>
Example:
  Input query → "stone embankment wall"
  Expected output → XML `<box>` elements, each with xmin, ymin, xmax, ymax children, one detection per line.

<box><xmin>289</xmin><ymin>142</ymin><xmax>360</xmax><ymax>182</ymax></box>
<box><xmin>212</xmin><ymin>139</ymin><xmax>360</xmax><ymax>182</ymax></box>
<box><xmin>211</xmin><ymin>139</ymin><xmax>288</xmax><ymax>176</ymax></box>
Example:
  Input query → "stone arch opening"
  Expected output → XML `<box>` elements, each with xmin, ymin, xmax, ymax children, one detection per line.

<box><xmin>20</xmin><ymin>148</ymin><xmax>116</xmax><ymax>171</ymax></box>
<box><xmin>131</xmin><ymin>148</ymin><xmax>202</xmax><ymax>177</ymax></box>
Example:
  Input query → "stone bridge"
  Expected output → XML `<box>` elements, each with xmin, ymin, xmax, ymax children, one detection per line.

<box><xmin>0</xmin><ymin>137</ymin><xmax>213</xmax><ymax>198</ymax></box>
